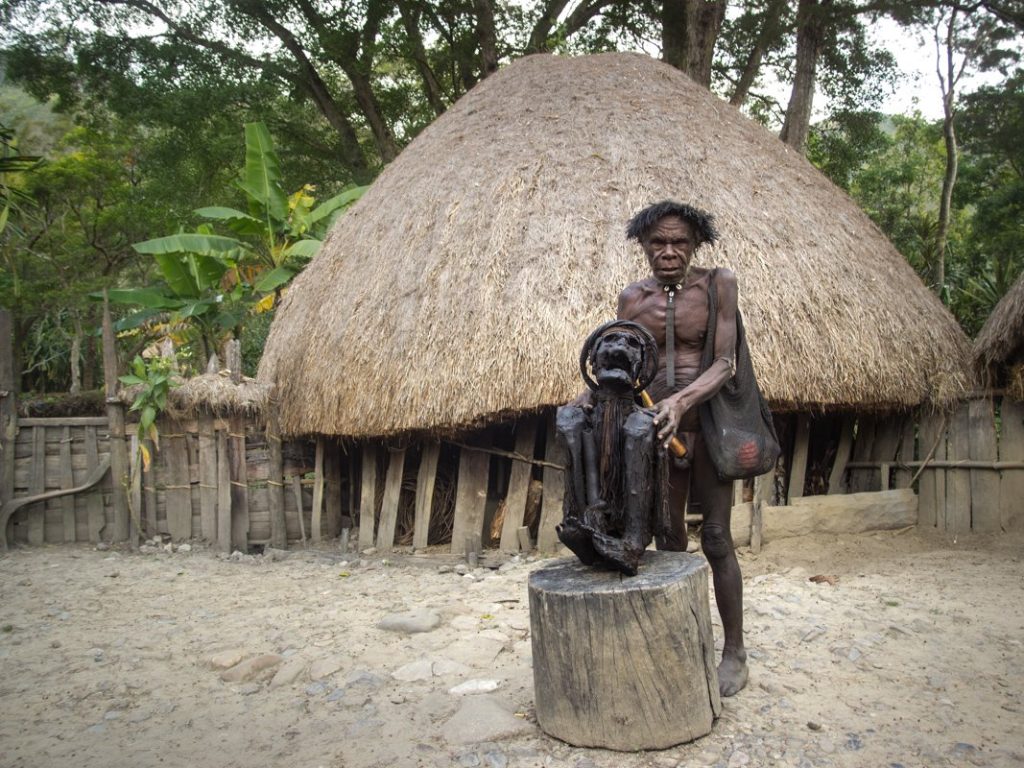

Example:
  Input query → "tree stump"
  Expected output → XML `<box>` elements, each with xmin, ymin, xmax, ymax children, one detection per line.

<box><xmin>529</xmin><ymin>551</ymin><xmax>720</xmax><ymax>750</ymax></box>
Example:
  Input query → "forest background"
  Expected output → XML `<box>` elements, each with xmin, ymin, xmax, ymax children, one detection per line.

<box><xmin>0</xmin><ymin>0</ymin><xmax>1022</xmax><ymax>398</ymax></box>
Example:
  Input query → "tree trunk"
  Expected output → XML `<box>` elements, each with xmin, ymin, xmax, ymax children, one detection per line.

<box><xmin>69</xmin><ymin>314</ymin><xmax>83</xmax><ymax>395</ymax></box>
<box><xmin>780</xmin><ymin>0</ymin><xmax>831</xmax><ymax>152</ymax></box>
<box><xmin>345</xmin><ymin>66</ymin><xmax>400</xmax><ymax>163</ymax></box>
<box><xmin>473</xmin><ymin>0</ymin><xmax>499</xmax><ymax>77</ymax></box>
<box><xmin>933</xmin><ymin>11</ymin><xmax>961</xmax><ymax>297</ymax></box>
<box><xmin>662</xmin><ymin>0</ymin><xmax>727</xmax><ymax>88</ymax></box>
<box><xmin>398</xmin><ymin>1</ymin><xmax>447</xmax><ymax>116</ymax></box>
<box><xmin>730</xmin><ymin>0</ymin><xmax>789</xmax><ymax>107</ymax></box>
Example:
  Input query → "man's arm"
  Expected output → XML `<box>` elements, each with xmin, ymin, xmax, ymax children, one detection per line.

<box><xmin>653</xmin><ymin>269</ymin><xmax>738</xmax><ymax>447</ymax></box>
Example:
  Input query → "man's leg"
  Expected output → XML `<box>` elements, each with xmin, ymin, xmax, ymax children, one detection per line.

<box><xmin>691</xmin><ymin>433</ymin><xmax>748</xmax><ymax>697</ymax></box>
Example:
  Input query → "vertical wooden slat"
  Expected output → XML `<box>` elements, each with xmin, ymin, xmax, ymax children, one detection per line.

<box><xmin>216</xmin><ymin>429</ymin><xmax>232</xmax><ymax>552</ymax></box>
<box><xmin>450</xmin><ymin>442</ymin><xmax>490</xmax><ymax>556</ymax></box>
<box><xmin>871</xmin><ymin>415</ymin><xmax>903</xmax><ymax>493</ymax></box>
<box><xmin>967</xmin><ymin>398</ymin><xmax>1000</xmax><ymax>532</ymax></box>
<box><xmin>376</xmin><ymin>447</ymin><xmax>406</xmax><ymax>552</ymax></box>
<box><xmin>733</xmin><ymin>480</ymin><xmax>744</xmax><ymax>507</ymax></box>
<box><xmin>893</xmin><ymin>417</ymin><xmax>916</xmax><ymax>489</ymax></box>
<box><xmin>228</xmin><ymin>418</ymin><xmax>248</xmax><ymax>551</ymax></box>
<box><xmin>413</xmin><ymin>442</ymin><xmax>440</xmax><ymax>550</ymax></box>
<box><xmin>999</xmin><ymin>398</ymin><xmax>1024</xmax><ymax>532</ymax></box>
<box><xmin>60</xmin><ymin>426</ymin><xmax>76</xmax><ymax>542</ymax></box>
<box><xmin>947</xmin><ymin>403</ymin><xmax>971</xmax><ymax>535</ymax></box>
<box><xmin>198</xmin><ymin>415</ymin><xmax>218</xmax><ymax>542</ymax></box>
<box><xmin>311</xmin><ymin>437</ymin><xmax>324</xmax><ymax>544</ymax></box>
<box><xmin>0</xmin><ymin>308</ymin><xmax>16</xmax><ymax>524</ymax></box>
<box><xmin>358</xmin><ymin>445</ymin><xmax>378</xmax><ymax>551</ymax></box>
<box><xmin>847</xmin><ymin>416</ymin><xmax>878</xmax><ymax>493</ymax></box>
<box><xmin>752</xmin><ymin>470</ymin><xmax>773</xmax><ymax>553</ymax></box>
<box><xmin>165</xmin><ymin>421</ymin><xmax>192</xmax><ymax>541</ymax></box>
<box><xmin>537</xmin><ymin>415</ymin><xmax>565</xmax><ymax>554</ymax></box>
<box><xmin>324</xmin><ymin>441</ymin><xmax>342</xmax><ymax>540</ymax></box>
<box><xmin>499</xmin><ymin>419</ymin><xmax>538</xmax><ymax>551</ymax></box>
<box><xmin>27</xmin><ymin>426</ymin><xmax>45</xmax><ymax>545</ymax></box>
<box><xmin>788</xmin><ymin>414</ymin><xmax>810</xmax><ymax>502</ymax></box>
<box><xmin>128</xmin><ymin>434</ymin><xmax>142</xmax><ymax>543</ymax></box>
<box><xmin>266</xmin><ymin>408</ymin><xmax>286</xmax><ymax>549</ymax></box>
<box><xmin>101</xmin><ymin>291</ymin><xmax>131</xmax><ymax>542</ymax></box>
<box><xmin>290</xmin><ymin>475</ymin><xmax>307</xmax><ymax>546</ymax></box>
<box><xmin>142</xmin><ymin>437</ymin><xmax>158</xmax><ymax>538</ymax></box>
<box><xmin>827</xmin><ymin>417</ymin><xmax>854</xmax><ymax>494</ymax></box>
<box><xmin>84</xmin><ymin>427</ymin><xmax>105</xmax><ymax>542</ymax></box>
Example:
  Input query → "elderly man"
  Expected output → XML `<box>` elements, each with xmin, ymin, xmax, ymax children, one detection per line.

<box><xmin>602</xmin><ymin>200</ymin><xmax>748</xmax><ymax>697</ymax></box>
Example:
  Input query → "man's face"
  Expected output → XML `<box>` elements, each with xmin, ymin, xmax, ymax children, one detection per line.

<box><xmin>641</xmin><ymin>216</ymin><xmax>697</xmax><ymax>285</ymax></box>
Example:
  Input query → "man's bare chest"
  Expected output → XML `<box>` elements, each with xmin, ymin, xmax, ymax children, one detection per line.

<box><xmin>623</xmin><ymin>284</ymin><xmax>710</xmax><ymax>349</ymax></box>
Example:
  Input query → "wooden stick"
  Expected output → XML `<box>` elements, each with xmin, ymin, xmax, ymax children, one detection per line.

<box><xmin>451</xmin><ymin>440</ymin><xmax>565</xmax><ymax>471</ymax></box>
<box><xmin>311</xmin><ymin>437</ymin><xmax>324</xmax><ymax>544</ymax></box>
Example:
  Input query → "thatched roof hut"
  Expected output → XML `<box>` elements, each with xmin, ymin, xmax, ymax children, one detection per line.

<box><xmin>974</xmin><ymin>272</ymin><xmax>1024</xmax><ymax>398</ymax></box>
<box><xmin>259</xmin><ymin>52</ymin><xmax>971</xmax><ymax>439</ymax></box>
<box><xmin>120</xmin><ymin>372</ymin><xmax>272</xmax><ymax>420</ymax></box>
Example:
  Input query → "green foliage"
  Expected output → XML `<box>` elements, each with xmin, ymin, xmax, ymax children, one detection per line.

<box><xmin>118</xmin><ymin>355</ymin><xmax>176</xmax><ymax>468</ymax></box>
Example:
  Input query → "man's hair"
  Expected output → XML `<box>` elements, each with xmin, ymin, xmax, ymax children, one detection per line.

<box><xmin>625</xmin><ymin>201</ymin><xmax>719</xmax><ymax>247</ymax></box>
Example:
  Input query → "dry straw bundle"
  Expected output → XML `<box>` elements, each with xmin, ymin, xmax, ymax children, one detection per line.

<box><xmin>260</xmin><ymin>52</ymin><xmax>971</xmax><ymax>439</ymax></box>
<box><xmin>974</xmin><ymin>272</ymin><xmax>1024</xmax><ymax>392</ymax></box>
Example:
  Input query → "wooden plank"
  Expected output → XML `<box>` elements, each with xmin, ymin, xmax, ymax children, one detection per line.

<box><xmin>310</xmin><ymin>437</ymin><xmax>324</xmax><ymax>544</ymax></box>
<box><xmin>290</xmin><ymin>474</ymin><xmax>307</xmax><ymax>546</ymax></box>
<box><xmin>500</xmin><ymin>419</ymin><xmax>538</xmax><ymax>551</ymax></box>
<box><xmin>871</xmin><ymin>415</ymin><xmax>903</xmax><ymax>493</ymax></box>
<box><xmin>788</xmin><ymin>414</ymin><xmax>810</xmax><ymax>502</ymax></box>
<box><xmin>413</xmin><ymin>442</ymin><xmax>440</xmax><ymax>550</ymax></box>
<box><xmin>60</xmin><ymin>426</ymin><xmax>76</xmax><ymax>542</ymax></box>
<box><xmin>217</xmin><ymin>429</ymin><xmax>232</xmax><ymax>552</ymax></box>
<box><xmin>27</xmin><ymin>426</ymin><xmax>46</xmax><ymax>545</ymax></box>
<box><xmin>324</xmin><ymin>441</ymin><xmax>342</xmax><ymax>540</ymax></box>
<box><xmin>967</xmin><ymin>398</ymin><xmax>1000</xmax><ymax>532</ymax></box>
<box><xmin>827</xmin><ymin>416</ymin><xmax>855</xmax><ymax>494</ymax></box>
<box><xmin>229</xmin><ymin>417</ymin><xmax>249</xmax><ymax>551</ymax></box>
<box><xmin>357</xmin><ymin>445</ymin><xmax>378</xmax><ymax>551</ymax></box>
<box><xmin>450</xmin><ymin>442</ymin><xmax>490</xmax><ymax>556</ymax></box>
<box><xmin>142</xmin><ymin>438</ymin><xmax>158</xmax><ymax>539</ymax></box>
<box><xmin>265</xmin><ymin>409</ymin><xmax>286</xmax><ymax>549</ymax></box>
<box><xmin>84</xmin><ymin>427</ymin><xmax>105</xmax><ymax>542</ymax></box>
<box><xmin>198</xmin><ymin>415</ymin><xmax>218</xmax><ymax>542</ymax></box>
<box><xmin>128</xmin><ymin>434</ymin><xmax>142</xmax><ymax>545</ymax></box>
<box><xmin>1000</xmin><ymin>398</ymin><xmax>1024</xmax><ymax>532</ymax></box>
<box><xmin>946</xmin><ymin>403</ymin><xmax>971</xmax><ymax>535</ymax></box>
<box><xmin>376</xmin><ymin>447</ymin><xmax>406</xmax><ymax>552</ymax></box>
<box><xmin>733</xmin><ymin>480</ymin><xmax>744</xmax><ymax>507</ymax></box>
<box><xmin>847</xmin><ymin>416</ymin><xmax>878</xmax><ymax>493</ymax></box>
<box><xmin>763</xmin><ymin>489</ymin><xmax>918</xmax><ymax>542</ymax></box>
<box><xmin>537</xmin><ymin>415</ymin><xmax>565</xmax><ymax>554</ymax></box>
<box><xmin>752</xmin><ymin>470</ymin><xmax>773</xmax><ymax>554</ymax></box>
<box><xmin>893</xmin><ymin>416</ymin><xmax>917</xmax><ymax>489</ymax></box>
<box><xmin>102</xmin><ymin>293</ymin><xmax>131</xmax><ymax>542</ymax></box>
<box><xmin>18</xmin><ymin>417</ymin><xmax>109</xmax><ymax>427</ymax></box>
<box><xmin>0</xmin><ymin>309</ymin><xmax>17</xmax><ymax>523</ymax></box>
<box><xmin>165</xmin><ymin>421</ymin><xmax>193</xmax><ymax>541</ymax></box>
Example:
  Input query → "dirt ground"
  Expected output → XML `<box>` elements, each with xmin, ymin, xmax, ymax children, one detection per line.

<box><xmin>0</xmin><ymin>527</ymin><xmax>1021</xmax><ymax>768</ymax></box>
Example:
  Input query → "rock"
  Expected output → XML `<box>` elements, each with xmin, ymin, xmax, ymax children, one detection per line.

<box><xmin>127</xmin><ymin>710</ymin><xmax>152</xmax><ymax>724</ymax></box>
<box><xmin>361</xmin><ymin>547</ymin><xmax>377</xmax><ymax>556</ymax></box>
<box><xmin>451</xmin><ymin>615</ymin><xmax>480</xmax><ymax>631</ymax></box>
<box><xmin>326</xmin><ymin>689</ymin><xmax>345</xmax><ymax>702</ymax></box>
<box><xmin>103</xmin><ymin>710</ymin><xmax>122</xmax><ymax>720</ymax></box>
<box><xmin>449</xmin><ymin>679</ymin><xmax>502</xmax><ymax>696</ymax></box>
<box><xmin>393</xmin><ymin>659</ymin><xmax>435</xmax><ymax>682</ymax></box>
<box><xmin>306</xmin><ymin>682</ymin><xmax>328</xmax><ymax>696</ymax></box>
<box><xmin>441</xmin><ymin>696</ymin><xmax>533</xmax><ymax>745</ymax></box>
<box><xmin>87</xmin><ymin>724</ymin><xmax>107</xmax><ymax>734</ymax></box>
<box><xmin>208</xmin><ymin>649</ymin><xmax>246</xmax><ymax>670</ymax></box>
<box><xmin>377</xmin><ymin>609</ymin><xmax>441</xmax><ymax>634</ymax></box>
<box><xmin>344</xmin><ymin>670</ymin><xmax>385</xmax><ymax>689</ymax></box>
<box><xmin>483</xmin><ymin>750</ymin><xmax>508</xmax><ymax>768</ymax></box>
<box><xmin>727</xmin><ymin>750</ymin><xmax>750</xmax><ymax>767</ymax></box>
<box><xmin>455</xmin><ymin>563</ymin><xmax>470</xmax><ymax>575</ymax></box>
<box><xmin>433</xmin><ymin>659</ymin><xmax>471</xmax><ymax>677</ymax></box>
<box><xmin>264</xmin><ymin>547</ymin><xmax>289</xmax><ymax>562</ymax></box>
<box><xmin>438</xmin><ymin>565</ymin><xmax>454</xmax><ymax>574</ymax></box>
<box><xmin>177</xmin><ymin>543</ymin><xmax>192</xmax><ymax>553</ymax></box>
<box><xmin>230</xmin><ymin>550</ymin><xmax>245</xmax><ymax>561</ymax></box>
<box><xmin>457</xmin><ymin>753</ymin><xmax>481</xmax><ymax>767</ymax></box>
<box><xmin>220</xmin><ymin>653</ymin><xmax>283</xmax><ymax>683</ymax></box>
<box><xmin>308</xmin><ymin>656</ymin><xmax>344</xmax><ymax>681</ymax></box>
<box><xmin>164</xmin><ymin>543</ymin><xmax>174</xmax><ymax>553</ymax></box>
<box><xmin>442</xmin><ymin>637</ymin><xmax>505</xmax><ymax>668</ymax></box>
<box><xmin>96</xmin><ymin>542</ymin><xmax>110</xmax><ymax>551</ymax></box>
<box><xmin>269</xmin><ymin>657</ymin><xmax>307</xmax><ymax>689</ymax></box>
<box><xmin>236</xmin><ymin>682</ymin><xmax>261</xmax><ymax>695</ymax></box>
<box><xmin>140</xmin><ymin>545</ymin><xmax>158</xmax><ymax>554</ymax></box>
<box><xmin>807</xmin><ymin>721</ymin><xmax>822</xmax><ymax>731</ymax></box>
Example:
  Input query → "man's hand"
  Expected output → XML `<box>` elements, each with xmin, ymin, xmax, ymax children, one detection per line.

<box><xmin>652</xmin><ymin>393</ymin><xmax>689</xmax><ymax>449</ymax></box>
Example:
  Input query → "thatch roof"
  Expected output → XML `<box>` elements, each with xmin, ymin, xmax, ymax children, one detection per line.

<box><xmin>259</xmin><ymin>52</ymin><xmax>972</xmax><ymax>439</ymax></box>
<box><xmin>974</xmin><ymin>271</ymin><xmax>1024</xmax><ymax>390</ymax></box>
<box><xmin>120</xmin><ymin>372</ymin><xmax>272</xmax><ymax>420</ymax></box>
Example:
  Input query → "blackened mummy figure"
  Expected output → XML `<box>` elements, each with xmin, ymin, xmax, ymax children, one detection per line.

<box><xmin>555</xmin><ymin>321</ymin><xmax>670</xmax><ymax>576</ymax></box>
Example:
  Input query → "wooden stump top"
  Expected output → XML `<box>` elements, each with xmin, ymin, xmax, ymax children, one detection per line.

<box><xmin>528</xmin><ymin>550</ymin><xmax>709</xmax><ymax>595</ymax></box>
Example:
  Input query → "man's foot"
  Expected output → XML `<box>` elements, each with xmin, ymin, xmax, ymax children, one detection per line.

<box><xmin>718</xmin><ymin>650</ymin><xmax>748</xmax><ymax>697</ymax></box>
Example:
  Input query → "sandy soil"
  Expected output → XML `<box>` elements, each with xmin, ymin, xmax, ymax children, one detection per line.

<box><xmin>0</xmin><ymin>528</ymin><xmax>1021</xmax><ymax>768</ymax></box>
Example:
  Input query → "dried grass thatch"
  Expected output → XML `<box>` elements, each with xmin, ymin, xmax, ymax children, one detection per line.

<box><xmin>120</xmin><ymin>372</ymin><xmax>272</xmax><ymax>421</ymax></box>
<box><xmin>973</xmin><ymin>272</ymin><xmax>1024</xmax><ymax>389</ymax></box>
<box><xmin>260</xmin><ymin>52</ymin><xmax>972</xmax><ymax>439</ymax></box>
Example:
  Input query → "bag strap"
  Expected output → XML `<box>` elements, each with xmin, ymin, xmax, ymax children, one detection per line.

<box><xmin>701</xmin><ymin>268</ymin><xmax>719</xmax><ymax>375</ymax></box>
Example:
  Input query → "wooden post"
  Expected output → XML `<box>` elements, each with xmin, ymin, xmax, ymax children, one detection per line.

<box><xmin>412</xmin><ymin>442</ymin><xmax>440</xmax><ymax>549</ymax></box>
<box><xmin>357</xmin><ymin>445</ymin><xmax>378</xmax><ymax>551</ymax></box>
<box><xmin>85</xmin><ymin>426</ymin><xmax>105</xmax><ymax>542</ymax></box>
<box><xmin>165</xmin><ymin>420</ymin><xmax>192</xmax><ymax>541</ymax></box>
<box><xmin>788</xmin><ymin>414</ymin><xmax>810</xmax><ymax>502</ymax></box>
<box><xmin>60</xmin><ymin>426</ymin><xmax>76</xmax><ymax>542</ymax></box>
<box><xmin>290</xmin><ymin>475</ymin><xmax>307</xmax><ymax>546</ymax></box>
<box><xmin>266</xmin><ymin>405</ymin><xmax>287</xmax><ymax>549</ymax></box>
<box><xmin>324</xmin><ymin>440</ymin><xmax>342</xmax><ymax>540</ymax></box>
<box><xmin>968</xmin><ymin>398</ymin><xmax>999</xmax><ymax>532</ymax></box>
<box><xmin>198</xmin><ymin>415</ymin><xmax>218</xmax><ymax>542</ymax></box>
<box><xmin>828</xmin><ymin>416</ymin><xmax>854</xmax><ymax>494</ymax></box>
<box><xmin>537</xmin><ymin>414</ymin><xmax>565</xmax><ymax>553</ymax></box>
<box><xmin>450</xmin><ymin>441</ymin><xmax>490</xmax><ymax>556</ymax></box>
<box><xmin>499</xmin><ymin>419</ymin><xmax>537</xmax><ymax>551</ymax></box>
<box><xmin>1000</xmin><ymin>398</ymin><xmax>1024</xmax><ymax>532</ymax></box>
<box><xmin>871</xmin><ymin>415</ymin><xmax>903</xmax><ymax>493</ymax></box>
<box><xmin>216</xmin><ymin>429</ymin><xmax>232</xmax><ymax>552</ymax></box>
<box><xmin>752</xmin><ymin>470</ymin><xmax>773</xmax><ymax>553</ymax></box>
<box><xmin>529</xmin><ymin>552</ymin><xmax>720</xmax><ymax>749</ymax></box>
<box><xmin>311</xmin><ymin>437</ymin><xmax>325</xmax><ymax>544</ymax></box>
<box><xmin>376</xmin><ymin>447</ymin><xmax>406</xmax><ymax>551</ymax></box>
<box><xmin>101</xmin><ymin>292</ymin><xmax>131</xmax><ymax>542</ymax></box>
<box><xmin>0</xmin><ymin>308</ymin><xmax>16</xmax><ymax>527</ymax></box>
<box><xmin>27</xmin><ymin>426</ymin><xmax>45</xmax><ymax>545</ymax></box>
<box><xmin>225</xmin><ymin>340</ymin><xmax>247</xmax><ymax>551</ymax></box>
<box><xmin>847</xmin><ymin>416</ymin><xmax>877</xmax><ymax>493</ymax></box>
<box><xmin>917</xmin><ymin>412</ymin><xmax>947</xmax><ymax>529</ymax></box>
<box><xmin>946</xmin><ymin>403</ymin><xmax>971</xmax><ymax>534</ymax></box>
<box><xmin>128</xmin><ymin>434</ymin><xmax>142</xmax><ymax>544</ymax></box>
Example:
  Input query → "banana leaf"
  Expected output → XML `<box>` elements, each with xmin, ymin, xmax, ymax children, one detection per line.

<box><xmin>195</xmin><ymin>206</ymin><xmax>267</xmax><ymax>237</ymax></box>
<box><xmin>238</xmin><ymin>122</ymin><xmax>288</xmax><ymax>224</ymax></box>
<box><xmin>281</xmin><ymin>239</ymin><xmax>321</xmax><ymax>260</ymax></box>
<box><xmin>254</xmin><ymin>265</ymin><xmax>296</xmax><ymax>292</ymax></box>
<box><xmin>307</xmin><ymin>185</ymin><xmax>369</xmax><ymax>227</ymax></box>
<box><xmin>103</xmin><ymin>288</ymin><xmax>186</xmax><ymax>310</ymax></box>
